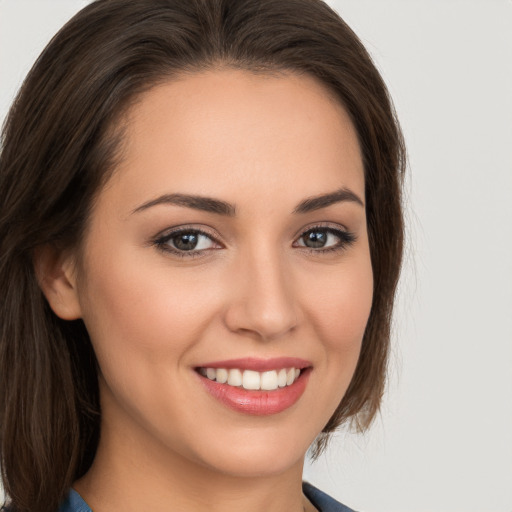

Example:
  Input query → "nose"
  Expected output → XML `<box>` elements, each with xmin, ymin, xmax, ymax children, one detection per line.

<box><xmin>223</xmin><ymin>249</ymin><xmax>300</xmax><ymax>341</ymax></box>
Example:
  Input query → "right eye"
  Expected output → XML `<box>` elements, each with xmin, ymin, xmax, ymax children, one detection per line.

<box><xmin>154</xmin><ymin>228</ymin><xmax>220</xmax><ymax>257</ymax></box>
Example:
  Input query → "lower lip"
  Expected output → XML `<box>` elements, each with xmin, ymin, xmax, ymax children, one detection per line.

<box><xmin>197</xmin><ymin>369</ymin><xmax>311</xmax><ymax>416</ymax></box>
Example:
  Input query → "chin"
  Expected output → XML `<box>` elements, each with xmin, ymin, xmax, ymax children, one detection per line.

<box><xmin>184</xmin><ymin>424</ymin><xmax>315</xmax><ymax>478</ymax></box>
<box><xmin>200</xmin><ymin>446</ymin><xmax>305</xmax><ymax>479</ymax></box>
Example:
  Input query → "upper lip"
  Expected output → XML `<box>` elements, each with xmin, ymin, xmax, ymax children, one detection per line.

<box><xmin>195</xmin><ymin>357</ymin><xmax>312</xmax><ymax>372</ymax></box>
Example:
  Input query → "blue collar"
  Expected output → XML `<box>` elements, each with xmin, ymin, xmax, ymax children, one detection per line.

<box><xmin>58</xmin><ymin>482</ymin><xmax>355</xmax><ymax>512</ymax></box>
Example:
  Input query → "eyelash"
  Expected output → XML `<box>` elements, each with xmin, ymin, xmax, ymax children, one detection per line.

<box><xmin>153</xmin><ymin>224</ymin><xmax>357</xmax><ymax>259</ymax></box>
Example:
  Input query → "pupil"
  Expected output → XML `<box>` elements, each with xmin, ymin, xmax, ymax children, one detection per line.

<box><xmin>173</xmin><ymin>233</ymin><xmax>198</xmax><ymax>250</ymax></box>
<box><xmin>304</xmin><ymin>230</ymin><xmax>327</xmax><ymax>248</ymax></box>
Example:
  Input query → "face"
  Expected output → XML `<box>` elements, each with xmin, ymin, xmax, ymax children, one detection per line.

<box><xmin>70</xmin><ymin>69</ymin><xmax>373</xmax><ymax>478</ymax></box>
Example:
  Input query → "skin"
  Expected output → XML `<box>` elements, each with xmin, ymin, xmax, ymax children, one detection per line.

<box><xmin>38</xmin><ymin>69</ymin><xmax>373</xmax><ymax>512</ymax></box>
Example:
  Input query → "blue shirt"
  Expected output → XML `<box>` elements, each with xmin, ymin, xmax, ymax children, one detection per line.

<box><xmin>58</xmin><ymin>482</ymin><xmax>356</xmax><ymax>512</ymax></box>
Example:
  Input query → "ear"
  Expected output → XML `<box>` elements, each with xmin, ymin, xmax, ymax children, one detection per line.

<box><xmin>33</xmin><ymin>244</ymin><xmax>83</xmax><ymax>320</ymax></box>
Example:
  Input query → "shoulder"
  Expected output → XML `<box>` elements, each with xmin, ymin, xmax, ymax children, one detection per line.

<box><xmin>57</xmin><ymin>489</ymin><xmax>91</xmax><ymax>512</ymax></box>
<box><xmin>303</xmin><ymin>482</ymin><xmax>358</xmax><ymax>512</ymax></box>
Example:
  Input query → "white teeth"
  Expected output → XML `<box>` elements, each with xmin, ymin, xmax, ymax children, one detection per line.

<box><xmin>260</xmin><ymin>370</ymin><xmax>278</xmax><ymax>391</ymax></box>
<box><xmin>277</xmin><ymin>368</ymin><xmax>287</xmax><ymax>388</ymax></box>
<box><xmin>227</xmin><ymin>368</ymin><xmax>242</xmax><ymax>387</ymax></box>
<box><xmin>242</xmin><ymin>370</ymin><xmax>260</xmax><ymax>390</ymax></box>
<box><xmin>216</xmin><ymin>368</ymin><xmax>228</xmax><ymax>383</ymax></box>
<box><xmin>200</xmin><ymin>366</ymin><xmax>302</xmax><ymax>390</ymax></box>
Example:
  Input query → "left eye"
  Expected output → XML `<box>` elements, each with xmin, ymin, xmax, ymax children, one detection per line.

<box><xmin>295</xmin><ymin>227</ymin><xmax>352</xmax><ymax>250</ymax></box>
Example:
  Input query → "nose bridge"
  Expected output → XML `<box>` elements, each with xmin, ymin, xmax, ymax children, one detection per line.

<box><xmin>224</xmin><ymin>242</ymin><xmax>299</xmax><ymax>341</ymax></box>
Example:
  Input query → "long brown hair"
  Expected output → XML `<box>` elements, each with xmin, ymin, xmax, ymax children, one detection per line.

<box><xmin>0</xmin><ymin>1</ymin><xmax>405</xmax><ymax>510</ymax></box>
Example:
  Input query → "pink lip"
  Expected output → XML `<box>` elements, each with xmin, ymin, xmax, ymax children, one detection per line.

<box><xmin>196</xmin><ymin>357</ymin><xmax>311</xmax><ymax>372</ymax></box>
<box><xmin>195</xmin><ymin>358</ymin><xmax>312</xmax><ymax>416</ymax></box>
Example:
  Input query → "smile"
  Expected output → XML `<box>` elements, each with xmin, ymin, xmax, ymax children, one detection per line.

<box><xmin>198</xmin><ymin>367</ymin><xmax>302</xmax><ymax>391</ymax></box>
<box><xmin>195</xmin><ymin>358</ymin><xmax>311</xmax><ymax>415</ymax></box>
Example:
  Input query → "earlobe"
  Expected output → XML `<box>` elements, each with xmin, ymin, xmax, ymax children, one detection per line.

<box><xmin>33</xmin><ymin>244</ymin><xmax>83</xmax><ymax>320</ymax></box>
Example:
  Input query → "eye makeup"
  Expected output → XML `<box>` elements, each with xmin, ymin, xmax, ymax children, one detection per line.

<box><xmin>152</xmin><ymin>225</ymin><xmax>223</xmax><ymax>259</ymax></box>
<box><xmin>294</xmin><ymin>226</ymin><xmax>356</xmax><ymax>254</ymax></box>
<box><xmin>151</xmin><ymin>222</ymin><xmax>357</xmax><ymax>259</ymax></box>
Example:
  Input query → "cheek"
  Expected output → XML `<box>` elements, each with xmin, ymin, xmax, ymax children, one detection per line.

<box><xmin>76</xmin><ymin>247</ymin><xmax>230</xmax><ymax>444</ymax></box>
<box><xmin>301</xmin><ymin>250</ymin><xmax>373</xmax><ymax>406</ymax></box>
<box><xmin>76</xmin><ymin>246</ymin><xmax>222</xmax><ymax>373</ymax></box>
<box><xmin>305</xmin><ymin>254</ymin><xmax>373</xmax><ymax>350</ymax></box>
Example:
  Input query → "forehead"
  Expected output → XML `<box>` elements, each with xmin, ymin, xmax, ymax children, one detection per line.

<box><xmin>102</xmin><ymin>68</ymin><xmax>364</xmax><ymax>214</ymax></box>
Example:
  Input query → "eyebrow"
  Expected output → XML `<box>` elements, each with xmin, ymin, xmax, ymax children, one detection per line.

<box><xmin>132</xmin><ymin>193</ymin><xmax>236</xmax><ymax>216</ymax></box>
<box><xmin>131</xmin><ymin>187</ymin><xmax>364</xmax><ymax>216</ymax></box>
<box><xmin>293</xmin><ymin>187</ymin><xmax>364</xmax><ymax>213</ymax></box>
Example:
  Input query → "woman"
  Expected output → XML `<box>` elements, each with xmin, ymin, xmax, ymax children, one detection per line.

<box><xmin>0</xmin><ymin>1</ymin><xmax>405</xmax><ymax>511</ymax></box>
